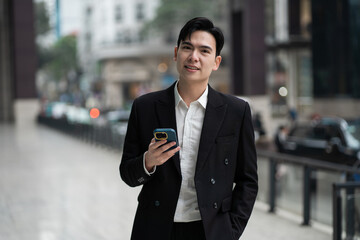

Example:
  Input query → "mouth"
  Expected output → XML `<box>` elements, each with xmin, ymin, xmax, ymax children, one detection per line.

<box><xmin>185</xmin><ymin>65</ymin><xmax>200</xmax><ymax>70</ymax></box>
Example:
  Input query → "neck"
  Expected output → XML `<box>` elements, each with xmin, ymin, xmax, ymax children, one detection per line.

<box><xmin>177</xmin><ymin>79</ymin><xmax>208</xmax><ymax>106</ymax></box>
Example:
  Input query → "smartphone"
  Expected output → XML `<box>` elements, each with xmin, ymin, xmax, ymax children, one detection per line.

<box><xmin>153</xmin><ymin>128</ymin><xmax>179</xmax><ymax>151</ymax></box>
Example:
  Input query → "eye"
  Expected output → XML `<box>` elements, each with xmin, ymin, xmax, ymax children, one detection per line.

<box><xmin>182</xmin><ymin>46</ymin><xmax>191</xmax><ymax>50</ymax></box>
<box><xmin>201</xmin><ymin>49</ymin><xmax>210</xmax><ymax>54</ymax></box>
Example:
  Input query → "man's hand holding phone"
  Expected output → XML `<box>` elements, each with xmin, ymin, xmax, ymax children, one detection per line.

<box><xmin>145</xmin><ymin>138</ymin><xmax>180</xmax><ymax>172</ymax></box>
<box><xmin>144</xmin><ymin>129</ymin><xmax>180</xmax><ymax>172</ymax></box>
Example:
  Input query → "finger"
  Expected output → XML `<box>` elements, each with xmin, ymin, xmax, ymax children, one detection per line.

<box><xmin>159</xmin><ymin>145</ymin><xmax>179</xmax><ymax>160</ymax></box>
<box><xmin>149</xmin><ymin>142</ymin><xmax>172</xmax><ymax>160</ymax></box>
<box><xmin>149</xmin><ymin>139</ymin><xmax>167</xmax><ymax>150</ymax></box>
<box><xmin>155</xmin><ymin>140</ymin><xmax>168</xmax><ymax>149</ymax></box>
<box><xmin>158</xmin><ymin>146</ymin><xmax>181</xmax><ymax>164</ymax></box>
<box><xmin>159</xmin><ymin>141</ymin><xmax>177</xmax><ymax>153</ymax></box>
<box><xmin>148</xmin><ymin>138</ymin><xmax>155</xmax><ymax>149</ymax></box>
<box><xmin>168</xmin><ymin>146</ymin><xmax>180</xmax><ymax>155</ymax></box>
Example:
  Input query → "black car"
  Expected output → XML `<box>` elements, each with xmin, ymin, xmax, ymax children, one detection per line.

<box><xmin>280</xmin><ymin>117</ymin><xmax>360</xmax><ymax>166</ymax></box>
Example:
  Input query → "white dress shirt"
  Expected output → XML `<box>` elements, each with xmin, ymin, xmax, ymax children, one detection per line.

<box><xmin>173</xmin><ymin>81</ymin><xmax>207</xmax><ymax>222</ymax></box>
<box><xmin>143</xmin><ymin>82</ymin><xmax>207</xmax><ymax>222</ymax></box>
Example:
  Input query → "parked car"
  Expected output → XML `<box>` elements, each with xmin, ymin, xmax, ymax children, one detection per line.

<box><xmin>280</xmin><ymin>117</ymin><xmax>360</xmax><ymax>166</ymax></box>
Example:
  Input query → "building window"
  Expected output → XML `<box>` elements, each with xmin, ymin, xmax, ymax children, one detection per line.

<box><xmin>116</xmin><ymin>30</ymin><xmax>132</xmax><ymax>44</ymax></box>
<box><xmin>115</xmin><ymin>5</ymin><xmax>123</xmax><ymax>22</ymax></box>
<box><xmin>115</xmin><ymin>32</ymin><xmax>123</xmax><ymax>43</ymax></box>
<box><xmin>86</xmin><ymin>6</ymin><xmax>92</xmax><ymax>16</ymax></box>
<box><xmin>136</xmin><ymin>3</ymin><xmax>145</xmax><ymax>21</ymax></box>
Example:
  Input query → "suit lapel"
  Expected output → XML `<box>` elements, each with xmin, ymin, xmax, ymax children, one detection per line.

<box><xmin>196</xmin><ymin>85</ymin><xmax>227</xmax><ymax>176</ymax></box>
<box><xmin>155</xmin><ymin>83</ymin><xmax>181</xmax><ymax>175</ymax></box>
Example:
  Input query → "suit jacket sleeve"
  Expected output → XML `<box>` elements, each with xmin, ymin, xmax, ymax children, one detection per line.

<box><xmin>231</xmin><ymin>102</ymin><xmax>258</xmax><ymax>238</ymax></box>
<box><xmin>119</xmin><ymin>99</ymin><xmax>153</xmax><ymax>187</ymax></box>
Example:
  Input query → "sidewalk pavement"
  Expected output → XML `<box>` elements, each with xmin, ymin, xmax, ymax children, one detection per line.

<box><xmin>0</xmin><ymin>101</ymin><xmax>332</xmax><ymax>240</ymax></box>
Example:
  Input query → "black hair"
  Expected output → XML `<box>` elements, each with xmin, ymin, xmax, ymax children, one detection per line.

<box><xmin>177</xmin><ymin>17</ymin><xmax>224</xmax><ymax>57</ymax></box>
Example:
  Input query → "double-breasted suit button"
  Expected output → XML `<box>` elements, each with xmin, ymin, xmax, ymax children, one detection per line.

<box><xmin>224</xmin><ymin>158</ymin><xmax>229</xmax><ymax>165</ymax></box>
<box><xmin>213</xmin><ymin>202</ymin><xmax>218</xmax><ymax>209</ymax></box>
<box><xmin>154</xmin><ymin>200</ymin><xmax>160</xmax><ymax>207</ymax></box>
<box><xmin>210</xmin><ymin>178</ymin><xmax>216</xmax><ymax>184</ymax></box>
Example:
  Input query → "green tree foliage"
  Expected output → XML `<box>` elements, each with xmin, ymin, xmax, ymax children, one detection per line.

<box><xmin>35</xmin><ymin>1</ymin><xmax>52</xmax><ymax>69</ymax></box>
<box><xmin>43</xmin><ymin>35</ymin><xmax>78</xmax><ymax>82</ymax></box>
<box><xmin>34</xmin><ymin>2</ymin><xmax>78</xmax><ymax>82</ymax></box>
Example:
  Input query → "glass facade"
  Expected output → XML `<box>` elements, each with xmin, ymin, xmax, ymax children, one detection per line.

<box><xmin>312</xmin><ymin>0</ymin><xmax>360</xmax><ymax>98</ymax></box>
<box><xmin>349</xmin><ymin>0</ymin><xmax>360</xmax><ymax>98</ymax></box>
<box><xmin>265</xmin><ymin>0</ymin><xmax>313</xmax><ymax>117</ymax></box>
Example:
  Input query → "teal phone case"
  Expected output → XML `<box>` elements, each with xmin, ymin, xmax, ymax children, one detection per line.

<box><xmin>153</xmin><ymin>128</ymin><xmax>179</xmax><ymax>150</ymax></box>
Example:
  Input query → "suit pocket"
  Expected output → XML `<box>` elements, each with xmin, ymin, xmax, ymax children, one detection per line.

<box><xmin>221</xmin><ymin>196</ymin><xmax>232</xmax><ymax>213</ymax></box>
<box><xmin>221</xmin><ymin>197</ymin><xmax>237</xmax><ymax>240</ymax></box>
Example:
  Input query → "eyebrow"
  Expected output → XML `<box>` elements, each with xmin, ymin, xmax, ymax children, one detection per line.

<box><xmin>181</xmin><ymin>41</ymin><xmax>213</xmax><ymax>52</ymax></box>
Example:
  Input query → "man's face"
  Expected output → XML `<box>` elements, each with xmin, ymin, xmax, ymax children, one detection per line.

<box><xmin>174</xmin><ymin>30</ymin><xmax>222</xmax><ymax>84</ymax></box>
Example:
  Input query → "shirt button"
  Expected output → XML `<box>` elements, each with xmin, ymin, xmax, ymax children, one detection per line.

<box><xmin>213</xmin><ymin>202</ymin><xmax>218</xmax><ymax>209</ymax></box>
<box><xmin>210</xmin><ymin>178</ymin><xmax>216</xmax><ymax>184</ymax></box>
<box><xmin>224</xmin><ymin>158</ymin><xmax>229</xmax><ymax>165</ymax></box>
<box><xmin>154</xmin><ymin>200</ymin><xmax>160</xmax><ymax>207</ymax></box>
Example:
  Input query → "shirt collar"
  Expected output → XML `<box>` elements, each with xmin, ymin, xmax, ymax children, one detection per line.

<box><xmin>174</xmin><ymin>81</ymin><xmax>182</xmax><ymax>107</ymax></box>
<box><xmin>174</xmin><ymin>81</ymin><xmax>208</xmax><ymax>109</ymax></box>
<box><xmin>197</xmin><ymin>86</ymin><xmax>208</xmax><ymax>109</ymax></box>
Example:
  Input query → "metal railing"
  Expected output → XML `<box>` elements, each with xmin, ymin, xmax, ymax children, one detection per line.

<box><xmin>333</xmin><ymin>182</ymin><xmax>360</xmax><ymax>240</ymax></box>
<box><xmin>257</xmin><ymin>149</ymin><xmax>360</xmax><ymax>239</ymax></box>
<box><xmin>37</xmin><ymin>115</ymin><xmax>126</xmax><ymax>151</ymax></box>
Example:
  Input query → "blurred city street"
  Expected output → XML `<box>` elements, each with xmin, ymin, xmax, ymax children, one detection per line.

<box><xmin>1</xmin><ymin>1</ymin><xmax>360</xmax><ymax>239</ymax></box>
<box><xmin>0</xmin><ymin>101</ymin><xmax>332</xmax><ymax>240</ymax></box>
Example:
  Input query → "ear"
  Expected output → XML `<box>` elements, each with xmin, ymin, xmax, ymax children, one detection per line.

<box><xmin>173</xmin><ymin>46</ymin><xmax>178</xmax><ymax>61</ymax></box>
<box><xmin>212</xmin><ymin>55</ymin><xmax>222</xmax><ymax>71</ymax></box>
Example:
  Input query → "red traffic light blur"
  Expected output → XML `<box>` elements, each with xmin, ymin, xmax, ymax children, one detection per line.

<box><xmin>89</xmin><ymin>108</ymin><xmax>100</xmax><ymax>119</ymax></box>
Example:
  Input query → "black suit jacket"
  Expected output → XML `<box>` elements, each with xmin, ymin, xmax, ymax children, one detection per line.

<box><xmin>120</xmin><ymin>83</ymin><xmax>258</xmax><ymax>240</ymax></box>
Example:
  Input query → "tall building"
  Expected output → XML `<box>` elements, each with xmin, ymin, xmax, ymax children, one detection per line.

<box><xmin>78</xmin><ymin>0</ymin><xmax>163</xmax><ymax>109</ymax></box>
<box><xmin>255</xmin><ymin>0</ymin><xmax>360</xmax><ymax>137</ymax></box>
<box><xmin>78</xmin><ymin>0</ymin><xmax>230</xmax><ymax>109</ymax></box>
<box><xmin>265</xmin><ymin>0</ymin><xmax>312</xmax><ymax>119</ymax></box>
<box><xmin>311</xmin><ymin>0</ymin><xmax>360</xmax><ymax>117</ymax></box>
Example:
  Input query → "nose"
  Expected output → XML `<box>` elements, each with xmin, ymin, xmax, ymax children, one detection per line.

<box><xmin>189</xmin><ymin>50</ymin><xmax>200</xmax><ymax>62</ymax></box>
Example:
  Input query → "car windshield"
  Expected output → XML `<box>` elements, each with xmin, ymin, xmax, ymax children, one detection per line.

<box><xmin>344</xmin><ymin>120</ymin><xmax>360</xmax><ymax>148</ymax></box>
<box><xmin>347</xmin><ymin>120</ymin><xmax>360</xmax><ymax>140</ymax></box>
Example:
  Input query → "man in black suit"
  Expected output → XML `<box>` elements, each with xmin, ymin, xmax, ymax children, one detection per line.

<box><xmin>120</xmin><ymin>17</ymin><xmax>258</xmax><ymax>240</ymax></box>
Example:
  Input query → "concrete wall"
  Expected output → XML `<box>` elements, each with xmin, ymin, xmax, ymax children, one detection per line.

<box><xmin>12</xmin><ymin>0</ymin><xmax>37</xmax><ymax>99</ymax></box>
<box><xmin>1</xmin><ymin>0</ymin><xmax>37</xmax><ymax>122</ymax></box>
